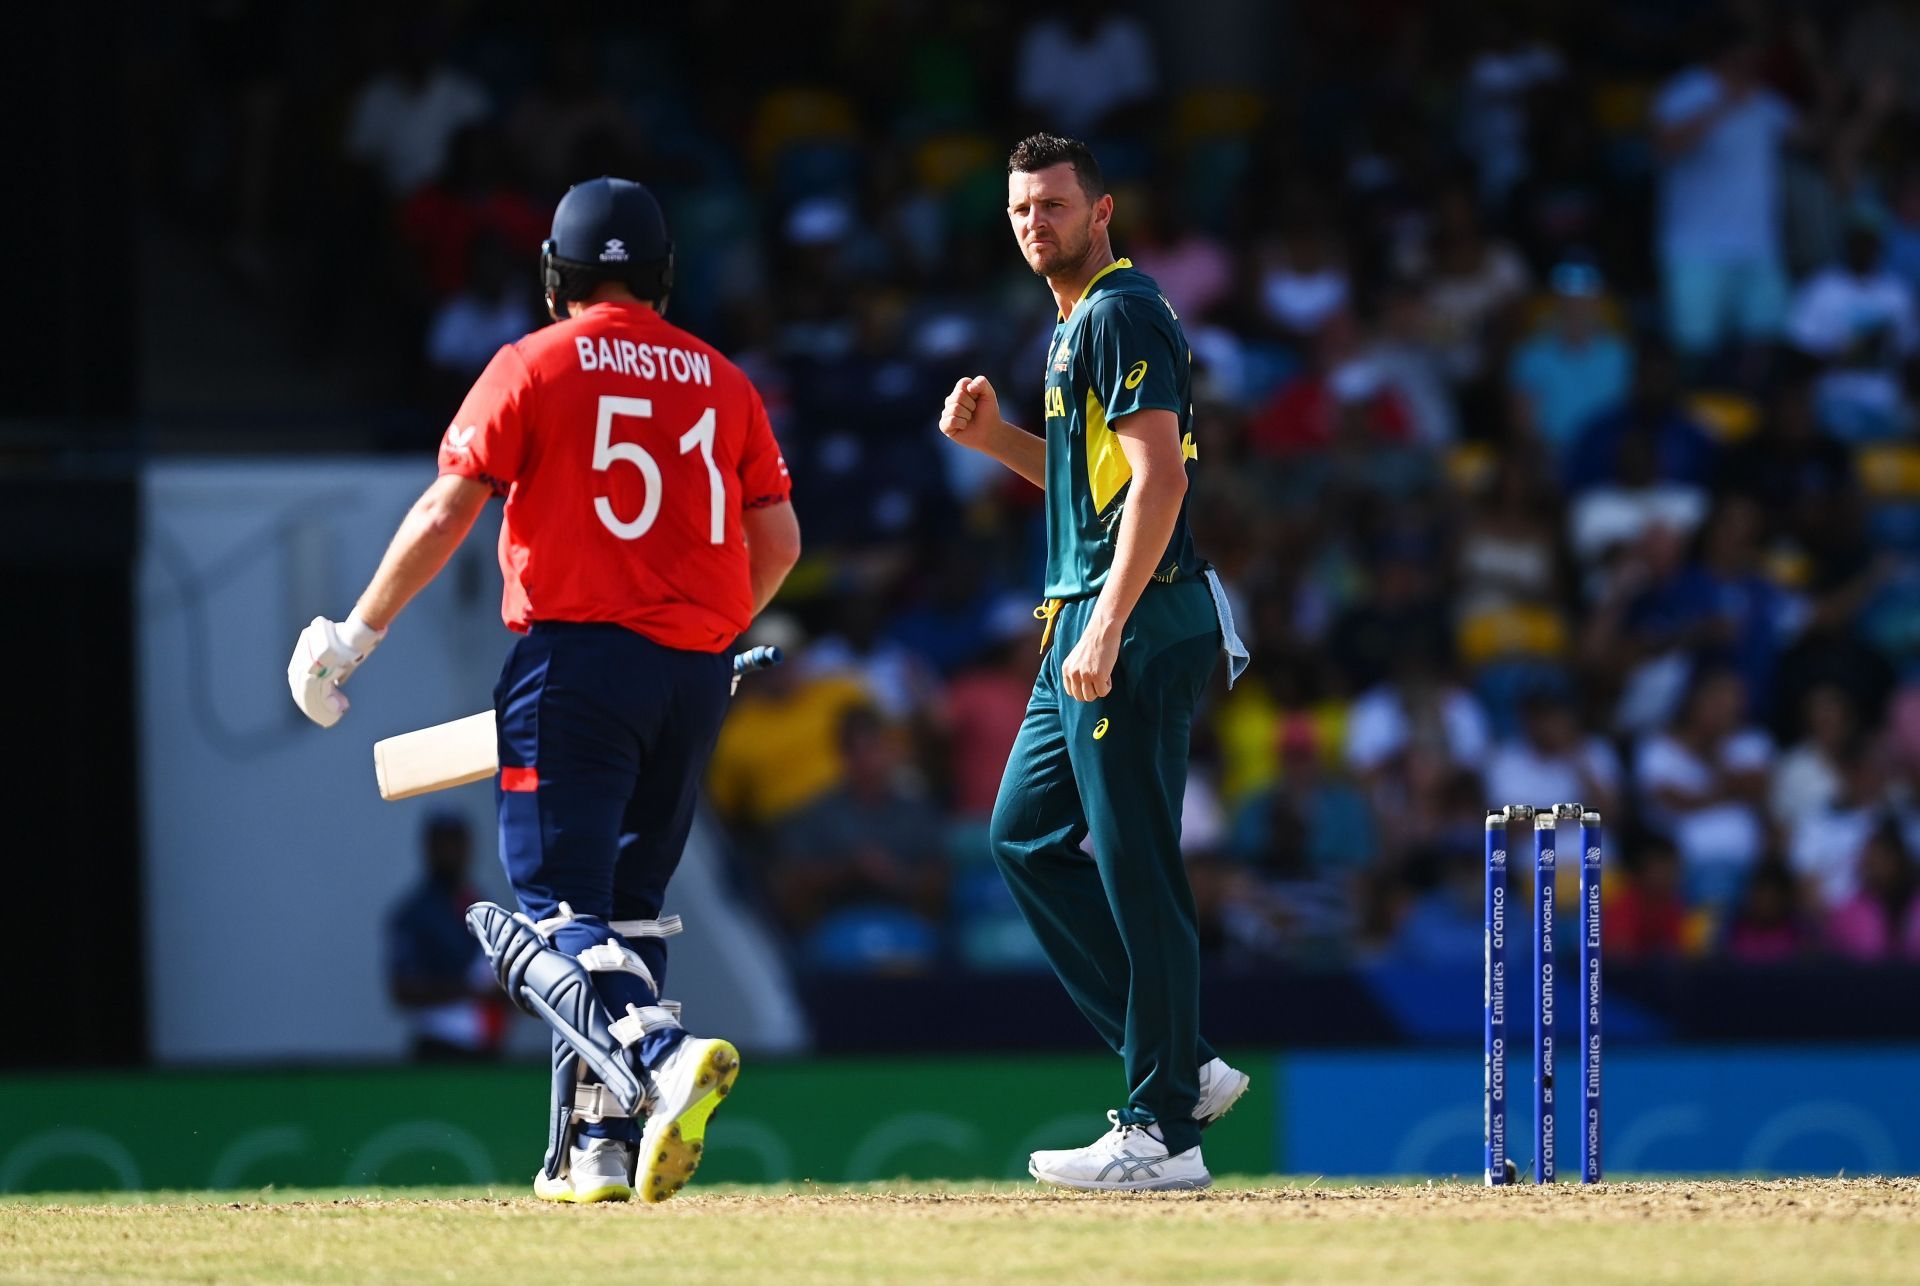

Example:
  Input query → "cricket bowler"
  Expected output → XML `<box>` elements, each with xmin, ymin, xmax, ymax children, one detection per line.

<box><xmin>287</xmin><ymin>177</ymin><xmax>801</xmax><ymax>1203</ymax></box>
<box><xmin>938</xmin><ymin>135</ymin><xmax>1251</xmax><ymax>1191</ymax></box>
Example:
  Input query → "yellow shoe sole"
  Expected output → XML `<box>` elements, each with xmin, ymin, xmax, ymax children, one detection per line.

<box><xmin>533</xmin><ymin>1174</ymin><xmax>633</xmax><ymax>1204</ymax></box>
<box><xmin>637</xmin><ymin>1039</ymin><xmax>740</xmax><ymax>1204</ymax></box>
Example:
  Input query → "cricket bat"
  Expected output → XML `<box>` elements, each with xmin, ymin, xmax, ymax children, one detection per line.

<box><xmin>372</xmin><ymin>645</ymin><xmax>782</xmax><ymax>802</ymax></box>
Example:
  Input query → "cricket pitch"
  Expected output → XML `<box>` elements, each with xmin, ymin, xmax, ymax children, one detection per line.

<box><xmin>4</xmin><ymin>1177</ymin><xmax>1916</xmax><ymax>1283</ymax></box>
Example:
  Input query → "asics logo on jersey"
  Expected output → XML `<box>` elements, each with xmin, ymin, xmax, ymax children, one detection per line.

<box><xmin>1125</xmin><ymin>360</ymin><xmax>1148</xmax><ymax>389</ymax></box>
<box><xmin>1093</xmin><ymin>718</ymin><xmax>1110</xmax><ymax>740</ymax></box>
<box><xmin>601</xmin><ymin>239</ymin><xmax>629</xmax><ymax>263</ymax></box>
<box><xmin>444</xmin><ymin>425</ymin><xmax>477</xmax><ymax>456</ymax></box>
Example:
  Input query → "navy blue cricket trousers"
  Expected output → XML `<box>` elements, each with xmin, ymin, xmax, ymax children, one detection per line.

<box><xmin>493</xmin><ymin>621</ymin><xmax>732</xmax><ymax>1039</ymax></box>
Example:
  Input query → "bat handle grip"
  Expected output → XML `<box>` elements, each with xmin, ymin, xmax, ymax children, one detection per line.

<box><xmin>732</xmin><ymin>644</ymin><xmax>784</xmax><ymax>675</ymax></box>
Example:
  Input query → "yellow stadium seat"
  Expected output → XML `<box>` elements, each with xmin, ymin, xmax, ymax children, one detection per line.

<box><xmin>912</xmin><ymin>131</ymin><xmax>994</xmax><ymax>194</ymax></box>
<box><xmin>1593</xmin><ymin>80</ymin><xmax>1654</xmax><ymax>135</ymax></box>
<box><xmin>1857</xmin><ymin>443</ymin><xmax>1920</xmax><ymax>499</ymax></box>
<box><xmin>1174</xmin><ymin>88</ymin><xmax>1265</xmax><ymax>141</ymax></box>
<box><xmin>1686</xmin><ymin>391</ymin><xmax>1759</xmax><ymax>442</ymax></box>
<box><xmin>1519</xmin><ymin>291</ymin><xmax>1627</xmax><ymax>335</ymax></box>
<box><xmin>1458</xmin><ymin>604</ymin><xmax>1571</xmax><ymax>667</ymax></box>
<box><xmin>1446</xmin><ymin>442</ymin><xmax>1498</xmax><ymax>494</ymax></box>
<box><xmin>1764</xmin><ymin>541</ymin><xmax>1814</xmax><ymax>590</ymax></box>
<box><xmin>748</xmin><ymin>88</ymin><xmax>859</xmax><ymax>173</ymax></box>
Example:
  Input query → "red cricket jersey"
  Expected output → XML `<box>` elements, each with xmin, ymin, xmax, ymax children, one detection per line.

<box><xmin>437</xmin><ymin>301</ymin><xmax>792</xmax><ymax>652</ymax></box>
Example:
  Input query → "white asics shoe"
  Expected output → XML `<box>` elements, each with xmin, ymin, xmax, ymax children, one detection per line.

<box><xmin>1028</xmin><ymin>1110</ymin><xmax>1212</xmax><ymax>1192</ymax></box>
<box><xmin>636</xmin><ymin>1035</ymin><xmax>740</xmax><ymax>1204</ymax></box>
<box><xmin>533</xmin><ymin>1137</ymin><xmax>634</xmax><ymax>1204</ymax></box>
<box><xmin>1195</xmin><ymin>1057</ymin><xmax>1251</xmax><ymax>1126</ymax></box>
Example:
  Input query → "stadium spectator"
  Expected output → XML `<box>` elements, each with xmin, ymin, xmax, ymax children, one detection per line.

<box><xmin>1328</xmin><ymin>536</ymin><xmax>1452</xmax><ymax>695</ymax></box>
<box><xmin>1230</xmin><ymin>716</ymin><xmax>1377</xmax><ymax>883</ymax></box>
<box><xmin>1013</xmin><ymin>0</ymin><xmax>1158</xmax><ymax>137</ymax></box>
<box><xmin>1403</xmin><ymin>183</ymin><xmax>1531</xmax><ymax>407</ymax></box>
<box><xmin>384</xmin><ymin>813</ymin><xmax>506</xmax><ymax>1061</ymax></box>
<box><xmin>936</xmin><ymin>598</ymin><xmax>1042</xmax><ymax>818</ymax></box>
<box><xmin>1346</xmin><ymin>635</ymin><xmax>1491</xmax><ymax>805</ymax></box>
<box><xmin>1772</xmin><ymin>683</ymin><xmax>1858</xmax><ymax>829</ymax></box>
<box><xmin>1457</xmin><ymin>15</ymin><xmax>1565</xmax><ymax>206</ymax></box>
<box><xmin>423</xmin><ymin>234</ymin><xmax>541</xmax><ymax>403</ymax></box>
<box><xmin>766</xmin><ymin>705</ymin><xmax>950</xmax><ymax>970</ymax></box>
<box><xmin>1789</xmin><ymin>743</ymin><xmax>1892</xmax><ymax>910</ymax></box>
<box><xmin>397</xmin><ymin>125</ymin><xmax>547</xmax><ymax>300</ymax></box>
<box><xmin>505</xmin><ymin>36</ymin><xmax>649</xmax><ymax>194</ymax></box>
<box><xmin>1253</xmin><ymin>195</ymin><xmax>1352</xmax><ymax>341</ymax></box>
<box><xmin>707</xmin><ymin>615</ymin><xmax>872</xmax><ymax>839</ymax></box>
<box><xmin>1562</xmin><ymin>344</ymin><xmax>1719</xmax><ymax>498</ymax></box>
<box><xmin>1724</xmin><ymin>856</ymin><xmax>1814</xmax><ymax>961</ymax></box>
<box><xmin>343</xmin><ymin>21</ymin><xmax>490</xmax><ymax>198</ymax></box>
<box><xmin>1786</xmin><ymin>222</ymin><xmax>1920</xmax><ymax>442</ymax></box>
<box><xmin>1509</xmin><ymin>260</ymin><xmax>1633</xmax><ymax>457</ymax></box>
<box><xmin>1689</xmin><ymin>496</ymin><xmax>1809</xmax><ymax>720</ymax></box>
<box><xmin>806</xmin><ymin>589</ymin><xmax>942</xmax><ymax>725</ymax></box>
<box><xmin>1581</xmin><ymin>519</ymin><xmax>1702</xmax><ymax>734</ymax></box>
<box><xmin>1824</xmin><ymin>818</ymin><xmax>1920</xmax><ymax>959</ymax></box>
<box><xmin>1455</xmin><ymin>454</ymin><xmax>1567</xmax><ymax>622</ymax></box>
<box><xmin>1384</xmin><ymin>835</ymin><xmax>1490</xmax><ymax>967</ymax></box>
<box><xmin>1127</xmin><ymin>187</ymin><xmax>1234</xmax><ymax>322</ymax></box>
<box><xmin>1360</xmin><ymin>281</ymin><xmax>1458</xmax><ymax>448</ymax></box>
<box><xmin>1877</xmin><ymin>165</ymin><xmax>1920</xmax><ymax>297</ymax></box>
<box><xmin>1485</xmin><ymin>686</ymin><xmax>1623</xmax><ymax>823</ymax></box>
<box><xmin>1246</xmin><ymin>311</ymin><xmax>1413</xmax><ymax>456</ymax></box>
<box><xmin>1651</xmin><ymin>20</ymin><xmax>1796</xmax><ymax>362</ymax></box>
<box><xmin>1716</xmin><ymin>375</ymin><xmax>1856</xmax><ymax>550</ymax></box>
<box><xmin>1607</xmin><ymin>837</ymin><xmax>1692</xmax><ymax>957</ymax></box>
<box><xmin>1634</xmin><ymin>666</ymin><xmax>1774</xmax><ymax>908</ymax></box>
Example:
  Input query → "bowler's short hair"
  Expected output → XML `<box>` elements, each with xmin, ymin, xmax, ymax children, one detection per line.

<box><xmin>1008</xmin><ymin>134</ymin><xmax>1104</xmax><ymax>200</ymax></box>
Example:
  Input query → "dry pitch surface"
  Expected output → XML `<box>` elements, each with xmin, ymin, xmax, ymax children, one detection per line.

<box><xmin>4</xmin><ymin>1177</ymin><xmax>1918</xmax><ymax>1283</ymax></box>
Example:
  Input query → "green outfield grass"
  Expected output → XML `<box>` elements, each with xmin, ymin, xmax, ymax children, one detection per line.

<box><xmin>4</xmin><ymin>1177</ymin><xmax>1916</xmax><ymax>1284</ymax></box>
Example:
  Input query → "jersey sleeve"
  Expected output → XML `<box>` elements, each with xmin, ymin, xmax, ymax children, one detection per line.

<box><xmin>438</xmin><ymin>344</ymin><xmax>535</xmax><ymax>495</ymax></box>
<box><xmin>1083</xmin><ymin>296</ymin><xmax>1183</xmax><ymax>421</ymax></box>
<box><xmin>737</xmin><ymin>383</ymin><xmax>793</xmax><ymax>510</ymax></box>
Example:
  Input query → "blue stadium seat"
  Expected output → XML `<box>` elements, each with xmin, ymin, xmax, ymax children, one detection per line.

<box><xmin>803</xmin><ymin>907</ymin><xmax>942</xmax><ymax>973</ymax></box>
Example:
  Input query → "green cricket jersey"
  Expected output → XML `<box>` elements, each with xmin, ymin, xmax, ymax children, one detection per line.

<box><xmin>1040</xmin><ymin>258</ymin><xmax>1203</xmax><ymax>600</ymax></box>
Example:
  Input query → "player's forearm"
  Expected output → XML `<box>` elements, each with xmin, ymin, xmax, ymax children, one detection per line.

<box><xmin>1088</xmin><ymin>458</ymin><xmax>1187</xmax><ymax>637</ymax></box>
<box><xmin>979</xmin><ymin>420</ymin><xmax>1048</xmax><ymax>489</ymax></box>
<box><xmin>749</xmin><ymin>551</ymin><xmax>797</xmax><ymax>616</ymax></box>
<box><xmin>353</xmin><ymin>480</ymin><xmax>488</xmax><ymax>631</ymax></box>
<box><xmin>743</xmin><ymin>501</ymin><xmax>802</xmax><ymax>616</ymax></box>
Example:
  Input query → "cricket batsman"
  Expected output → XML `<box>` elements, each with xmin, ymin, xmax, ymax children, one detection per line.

<box><xmin>939</xmin><ymin>135</ymin><xmax>1251</xmax><ymax>1191</ymax></box>
<box><xmin>286</xmin><ymin>177</ymin><xmax>801</xmax><ymax>1203</ymax></box>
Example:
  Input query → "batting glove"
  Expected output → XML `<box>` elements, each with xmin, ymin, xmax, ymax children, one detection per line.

<box><xmin>288</xmin><ymin>612</ymin><xmax>387</xmax><ymax>728</ymax></box>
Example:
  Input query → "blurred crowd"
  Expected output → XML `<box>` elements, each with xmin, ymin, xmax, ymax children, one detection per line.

<box><xmin>147</xmin><ymin>2</ymin><xmax>1920</xmax><ymax>972</ymax></box>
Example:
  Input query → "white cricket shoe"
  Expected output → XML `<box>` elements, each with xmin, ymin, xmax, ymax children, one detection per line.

<box><xmin>636</xmin><ymin>1035</ymin><xmax>740</xmax><ymax>1204</ymax></box>
<box><xmin>1195</xmin><ymin>1057</ymin><xmax>1251</xmax><ymax>1125</ymax></box>
<box><xmin>1028</xmin><ymin>1110</ymin><xmax>1211</xmax><ymax>1192</ymax></box>
<box><xmin>533</xmin><ymin>1137</ymin><xmax>634</xmax><ymax>1204</ymax></box>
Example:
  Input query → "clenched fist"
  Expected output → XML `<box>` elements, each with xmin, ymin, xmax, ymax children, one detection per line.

<box><xmin>939</xmin><ymin>376</ymin><xmax>1003</xmax><ymax>451</ymax></box>
<box><xmin>287</xmin><ymin>612</ymin><xmax>386</xmax><ymax>728</ymax></box>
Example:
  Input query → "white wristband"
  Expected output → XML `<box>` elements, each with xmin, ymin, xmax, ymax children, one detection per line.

<box><xmin>338</xmin><ymin>611</ymin><xmax>386</xmax><ymax>656</ymax></box>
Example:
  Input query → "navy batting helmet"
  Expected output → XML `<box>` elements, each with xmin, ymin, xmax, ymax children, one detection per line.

<box><xmin>540</xmin><ymin>177</ymin><xmax>675</xmax><ymax>321</ymax></box>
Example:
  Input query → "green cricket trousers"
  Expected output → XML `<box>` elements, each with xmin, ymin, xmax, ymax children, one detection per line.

<box><xmin>988</xmin><ymin>576</ymin><xmax>1226</xmax><ymax>1156</ymax></box>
